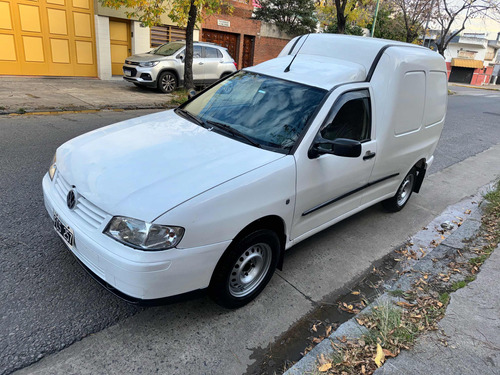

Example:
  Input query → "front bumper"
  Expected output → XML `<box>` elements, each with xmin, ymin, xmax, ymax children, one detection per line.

<box><xmin>42</xmin><ymin>172</ymin><xmax>230</xmax><ymax>300</ymax></box>
<box><xmin>122</xmin><ymin>64</ymin><xmax>159</xmax><ymax>87</ymax></box>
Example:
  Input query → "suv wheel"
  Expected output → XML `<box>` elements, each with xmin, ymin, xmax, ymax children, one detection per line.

<box><xmin>158</xmin><ymin>71</ymin><xmax>177</xmax><ymax>93</ymax></box>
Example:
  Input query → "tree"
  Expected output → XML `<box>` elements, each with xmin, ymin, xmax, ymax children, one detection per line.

<box><xmin>389</xmin><ymin>0</ymin><xmax>433</xmax><ymax>43</ymax></box>
<box><xmin>317</xmin><ymin>0</ymin><xmax>373</xmax><ymax>34</ymax></box>
<box><xmin>99</xmin><ymin>0</ymin><xmax>229</xmax><ymax>90</ymax></box>
<box><xmin>366</xmin><ymin>4</ymin><xmax>408</xmax><ymax>41</ymax></box>
<box><xmin>253</xmin><ymin>0</ymin><xmax>318</xmax><ymax>36</ymax></box>
<box><xmin>433</xmin><ymin>0</ymin><xmax>500</xmax><ymax>56</ymax></box>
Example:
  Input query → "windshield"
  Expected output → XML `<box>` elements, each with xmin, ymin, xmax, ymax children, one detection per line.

<box><xmin>183</xmin><ymin>71</ymin><xmax>326</xmax><ymax>151</ymax></box>
<box><xmin>152</xmin><ymin>42</ymin><xmax>184</xmax><ymax>56</ymax></box>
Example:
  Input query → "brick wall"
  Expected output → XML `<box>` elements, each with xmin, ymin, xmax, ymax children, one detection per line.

<box><xmin>254</xmin><ymin>36</ymin><xmax>289</xmax><ymax>65</ymax></box>
<box><xmin>470</xmin><ymin>66</ymin><xmax>494</xmax><ymax>86</ymax></box>
<box><xmin>201</xmin><ymin>0</ymin><xmax>291</xmax><ymax>67</ymax></box>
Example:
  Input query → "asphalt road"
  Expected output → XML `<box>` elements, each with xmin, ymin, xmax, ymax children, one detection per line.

<box><xmin>1</xmin><ymin>87</ymin><xmax>500</xmax><ymax>375</ymax></box>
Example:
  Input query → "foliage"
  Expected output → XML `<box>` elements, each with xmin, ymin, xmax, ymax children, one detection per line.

<box><xmin>390</xmin><ymin>0</ymin><xmax>432</xmax><ymax>43</ymax></box>
<box><xmin>324</xmin><ymin>20</ymin><xmax>364</xmax><ymax>35</ymax></box>
<box><xmin>253</xmin><ymin>0</ymin><xmax>317</xmax><ymax>36</ymax></box>
<box><xmin>317</xmin><ymin>0</ymin><xmax>374</xmax><ymax>34</ymax></box>
<box><xmin>366</xmin><ymin>5</ymin><xmax>408</xmax><ymax>41</ymax></box>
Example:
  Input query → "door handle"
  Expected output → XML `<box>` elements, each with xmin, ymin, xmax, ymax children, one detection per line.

<box><xmin>363</xmin><ymin>151</ymin><xmax>376</xmax><ymax>160</ymax></box>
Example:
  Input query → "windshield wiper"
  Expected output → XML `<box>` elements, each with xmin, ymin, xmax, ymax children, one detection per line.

<box><xmin>206</xmin><ymin>120</ymin><xmax>261</xmax><ymax>148</ymax></box>
<box><xmin>174</xmin><ymin>108</ymin><xmax>205</xmax><ymax>127</ymax></box>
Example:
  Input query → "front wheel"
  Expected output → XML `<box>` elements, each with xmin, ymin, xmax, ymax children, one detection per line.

<box><xmin>157</xmin><ymin>71</ymin><xmax>177</xmax><ymax>93</ymax></box>
<box><xmin>382</xmin><ymin>168</ymin><xmax>416</xmax><ymax>212</ymax></box>
<box><xmin>208</xmin><ymin>229</ymin><xmax>280</xmax><ymax>309</ymax></box>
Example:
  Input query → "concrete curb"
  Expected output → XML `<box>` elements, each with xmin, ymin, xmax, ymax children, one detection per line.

<box><xmin>0</xmin><ymin>104</ymin><xmax>176</xmax><ymax>116</ymax></box>
<box><xmin>284</xmin><ymin>182</ymin><xmax>495</xmax><ymax>375</ymax></box>
<box><xmin>449</xmin><ymin>83</ymin><xmax>500</xmax><ymax>92</ymax></box>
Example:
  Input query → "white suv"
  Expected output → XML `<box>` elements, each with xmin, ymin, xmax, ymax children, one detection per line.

<box><xmin>122</xmin><ymin>41</ymin><xmax>237</xmax><ymax>93</ymax></box>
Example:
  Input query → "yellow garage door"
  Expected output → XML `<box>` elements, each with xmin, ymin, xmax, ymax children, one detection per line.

<box><xmin>109</xmin><ymin>19</ymin><xmax>130</xmax><ymax>76</ymax></box>
<box><xmin>0</xmin><ymin>0</ymin><xmax>97</xmax><ymax>77</ymax></box>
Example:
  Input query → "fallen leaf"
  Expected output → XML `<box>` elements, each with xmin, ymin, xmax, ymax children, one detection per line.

<box><xmin>356</xmin><ymin>318</ymin><xmax>365</xmax><ymax>326</ymax></box>
<box><xmin>351</xmin><ymin>291</ymin><xmax>360</xmax><ymax>295</ymax></box>
<box><xmin>312</xmin><ymin>337</ymin><xmax>322</xmax><ymax>344</ymax></box>
<box><xmin>374</xmin><ymin>343</ymin><xmax>385</xmax><ymax>367</ymax></box>
<box><xmin>312</xmin><ymin>324</ymin><xmax>317</xmax><ymax>332</ymax></box>
<box><xmin>383</xmin><ymin>349</ymin><xmax>397</xmax><ymax>357</ymax></box>
<box><xmin>325</xmin><ymin>325</ymin><xmax>332</xmax><ymax>336</ymax></box>
<box><xmin>318</xmin><ymin>363</ymin><xmax>332</xmax><ymax>372</ymax></box>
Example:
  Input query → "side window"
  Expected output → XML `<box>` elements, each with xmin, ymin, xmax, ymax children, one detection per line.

<box><xmin>217</xmin><ymin>49</ymin><xmax>223</xmax><ymax>58</ymax></box>
<box><xmin>320</xmin><ymin>89</ymin><xmax>371</xmax><ymax>142</ymax></box>
<box><xmin>205</xmin><ymin>47</ymin><xmax>219</xmax><ymax>58</ymax></box>
<box><xmin>193</xmin><ymin>46</ymin><xmax>202</xmax><ymax>59</ymax></box>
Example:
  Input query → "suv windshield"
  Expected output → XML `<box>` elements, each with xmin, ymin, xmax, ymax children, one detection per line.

<box><xmin>183</xmin><ymin>71</ymin><xmax>326</xmax><ymax>151</ymax></box>
<box><xmin>152</xmin><ymin>42</ymin><xmax>184</xmax><ymax>56</ymax></box>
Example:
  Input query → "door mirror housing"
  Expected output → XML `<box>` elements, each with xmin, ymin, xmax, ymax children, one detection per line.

<box><xmin>177</xmin><ymin>54</ymin><xmax>184</xmax><ymax>62</ymax></box>
<box><xmin>309</xmin><ymin>137</ymin><xmax>362</xmax><ymax>159</ymax></box>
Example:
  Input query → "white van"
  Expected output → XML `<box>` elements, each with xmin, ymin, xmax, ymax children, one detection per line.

<box><xmin>42</xmin><ymin>34</ymin><xmax>447</xmax><ymax>308</ymax></box>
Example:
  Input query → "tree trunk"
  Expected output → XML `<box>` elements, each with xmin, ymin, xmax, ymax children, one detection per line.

<box><xmin>184</xmin><ymin>0</ymin><xmax>198</xmax><ymax>91</ymax></box>
<box><xmin>335</xmin><ymin>0</ymin><xmax>346</xmax><ymax>34</ymax></box>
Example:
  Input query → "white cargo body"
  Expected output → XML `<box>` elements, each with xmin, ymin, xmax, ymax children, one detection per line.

<box><xmin>42</xmin><ymin>34</ymin><xmax>448</xmax><ymax>308</ymax></box>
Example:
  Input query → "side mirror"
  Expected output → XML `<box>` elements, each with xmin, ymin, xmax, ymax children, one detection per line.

<box><xmin>177</xmin><ymin>54</ymin><xmax>184</xmax><ymax>61</ymax></box>
<box><xmin>187</xmin><ymin>89</ymin><xmax>197</xmax><ymax>99</ymax></box>
<box><xmin>308</xmin><ymin>137</ymin><xmax>361</xmax><ymax>159</ymax></box>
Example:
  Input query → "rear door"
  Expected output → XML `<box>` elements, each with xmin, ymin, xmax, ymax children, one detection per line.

<box><xmin>192</xmin><ymin>45</ymin><xmax>205</xmax><ymax>84</ymax></box>
<box><xmin>203</xmin><ymin>46</ymin><xmax>224</xmax><ymax>84</ymax></box>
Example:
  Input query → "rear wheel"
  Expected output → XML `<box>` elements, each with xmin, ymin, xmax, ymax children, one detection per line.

<box><xmin>382</xmin><ymin>168</ymin><xmax>416</xmax><ymax>212</ymax></box>
<box><xmin>209</xmin><ymin>229</ymin><xmax>279</xmax><ymax>309</ymax></box>
<box><xmin>157</xmin><ymin>71</ymin><xmax>177</xmax><ymax>93</ymax></box>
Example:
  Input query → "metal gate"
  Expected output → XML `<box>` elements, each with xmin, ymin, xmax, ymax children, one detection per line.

<box><xmin>449</xmin><ymin>67</ymin><xmax>474</xmax><ymax>84</ymax></box>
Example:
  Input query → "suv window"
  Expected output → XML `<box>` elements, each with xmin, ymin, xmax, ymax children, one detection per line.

<box><xmin>205</xmin><ymin>47</ymin><xmax>220</xmax><ymax>58</ymax></box>
<box><xmin>193</xmin><ymin>46</ymin><xmax>202</xmax><ymax>58</ymax></box>
<box><xmin>320</xmin><ymin>90</ymin><xmax>371</xmax><ymax>142</ymax></box>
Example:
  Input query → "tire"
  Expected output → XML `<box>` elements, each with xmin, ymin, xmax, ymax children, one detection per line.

<box><xmin>157</xmin><ymin>71</ymin><xmax>177</xmax><ymax>93</ymax></box>
<box><xmin>382</xmin><ymin>168</ymin><xmax>416</xmax><ymax>212</ymax></box>
<box><xmin>208</xmin><ymin>229</ymin><xmax>280</xmax><ymax>309</ymax></box>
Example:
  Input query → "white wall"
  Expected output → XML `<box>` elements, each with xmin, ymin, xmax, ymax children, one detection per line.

<box><xmin>444</xmin><ymin>43</ymin><xmax>488</xmax><ymax>63</ymax></box>
<box><xmin>94</xmin><ymin>15</ymin><xmax>112</xmax><ymax>80</ymax></box>
<box><xmin>132</xmin><ymin>21</ymin><xmax>151</xmax><ymax>54</ymax></box>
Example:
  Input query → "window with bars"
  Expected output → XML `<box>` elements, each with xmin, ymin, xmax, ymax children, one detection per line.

<box><xmin>150</xmin><ymin>25</ymin><xmax>187</xmax><ymax>47</ymax></box>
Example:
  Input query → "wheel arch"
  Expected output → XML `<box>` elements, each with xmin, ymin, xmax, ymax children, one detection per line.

<box><xmin>157</xmin><ymin>69</ymin><xmax>180</xmax><ymax>86</ymax></box>
<box><xmin>227</xmin><ymin>215</ymin><xmax>287</xmax><ymax>271</ymax></box>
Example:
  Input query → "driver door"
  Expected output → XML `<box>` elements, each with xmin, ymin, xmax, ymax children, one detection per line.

<box><xmin>291</xmin><ymin>88</ymin><xmax>377</xmax><ymax>240</ymax></box>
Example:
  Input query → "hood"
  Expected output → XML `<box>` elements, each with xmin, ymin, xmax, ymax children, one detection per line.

<box><xmin>56</xmin><ymin>110</ymin><xmax>285</xmax><ymax>222</ymax></box>
<box><xmin>126</xmin><ymin>53</ymin><xmax>172</xmax><ymax>63</ymax></box>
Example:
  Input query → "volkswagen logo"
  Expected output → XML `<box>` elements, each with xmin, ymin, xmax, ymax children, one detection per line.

<box><xmin>67</xmin><ymin>189</ymin><xmax>77</xmax><ymax>210</ymax></box>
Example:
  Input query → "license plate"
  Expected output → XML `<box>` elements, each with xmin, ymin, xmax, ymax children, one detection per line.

<box><xmin>124</xmin><ymin>70</ymin><xmax>131</xmax><ymax>77</ymax></box>
<box><xmin>54</xmin><ymin>213</ymin><xmax>74</xmax><ymax>247</ymax></box>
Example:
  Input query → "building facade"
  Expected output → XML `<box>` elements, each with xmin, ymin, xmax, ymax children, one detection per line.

<box><xmin>0</xmin><ymin>0</ymin><xmax>290</xmax><ymax>79</ymax></box>
<box><xmin>200</xmin><ymin>0</ymin><xmax>292</xmax><ymax>69</ymax></box>
<box><xmin>0</xmin><ymin>0</ymin><xmax>198</xmax><ymax>79</ymax></box>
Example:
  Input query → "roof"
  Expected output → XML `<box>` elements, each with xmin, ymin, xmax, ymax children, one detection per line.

<box><xmin>246</xmin><ymin>54</ymin><xmax>366</xmax><ymax>90</ymax></box>
<box><xmin>246</xmin><ymin>34</ymin><xmax>433</xmax><ymax>90</ymax></box>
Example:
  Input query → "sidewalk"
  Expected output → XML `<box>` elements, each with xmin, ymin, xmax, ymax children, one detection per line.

<box><xmin>449</xmin><ymin>82</ymin><xmax>500</xmax><ymax>91</ymax></box>
<box><xmin>375</xmin><ymin>245</ymin><xmax>500</xmax><ymax>375</ymax></box>
<box><xmin>285</xmin><ymin>180</ymin><xmax>500</xmax><ymax>375</ymax></box>
<box><xmin>0</xmin><ymin>76</ymin><xmax>175</xmax><ymax>114</ymax></box>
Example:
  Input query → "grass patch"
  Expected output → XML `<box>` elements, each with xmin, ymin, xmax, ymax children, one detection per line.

<box><xmin>451</xmin><ymin>280</ymin><xmax>466</xmax><ymax>291</ymax></box>
<box><xmin>17</xmin><ymin>108</ymin><xmax>26</xmax><ymax>114</ymax></box>
<box><xmin>469</xmin><ymin>255</ymin><xmax>487</xmax><ymax>266</ymax></box>
<box><xmin>169</xmin><ymin>89</ymin><xmax>189</xmax><ymax>106</ymax></box>
<box><xmin>439</xmin><ymin>292</ymin><xmax>450</xmax><ymax>305</ymax></box>
<box><xmin>388</xmin><ymin>289</ymin><xmax>405</xmax><ymax>297</ymax></box>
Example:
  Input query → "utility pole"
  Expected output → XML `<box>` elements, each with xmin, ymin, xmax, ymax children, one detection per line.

<box><xmin>371</xmin><ymin>0</ymin><xmax>381</xmax><ymax>37</ymax></box>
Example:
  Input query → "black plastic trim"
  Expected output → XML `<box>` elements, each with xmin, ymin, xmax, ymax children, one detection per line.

<box><xmin>302</xmin><ymin>173</ymin><xmax>400</xmax><ymax>216</ymax></box>
<box><xmin>288</xmin><ymin>35</ymin><xmax>304</xmax><ymax>55</ymax></box>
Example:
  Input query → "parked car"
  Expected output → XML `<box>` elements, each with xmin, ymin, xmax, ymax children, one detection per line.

<box><xmin>122</xmin><ymin>41</ymin><xmax>237</xmax><ymax>93</ymax></box>
<box><xmin>43</xmin><ymin>34</ymin><xmax>447</xmax><ymax>309</ymax></box>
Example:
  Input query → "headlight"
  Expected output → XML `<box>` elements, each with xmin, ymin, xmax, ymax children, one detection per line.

<box><xmin>104</xmin><ymin>216</ymin><xmax>184</xmax><ymax>251</ymax></box>
<box><xmin>48</xmin><ymin>153</ymin><xmax>57</xmax><ymax>180</ymax></box>
<box><xmin>140</xmin><ymin>61</ymin><xmax>160</xmax><ymax>67</ymax></box>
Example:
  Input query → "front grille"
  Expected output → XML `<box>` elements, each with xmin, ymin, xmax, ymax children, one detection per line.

<box><xmin>53</xmin><ymin>173</ymin><xmax>108</xmax><ymax>229</ymax></box>
<box><xmin>125</xmin><ymin>60</ymin><xmax>141</xmax><ymax>66</ymax></box>
<box><xmin>123</xmin><ymin>67</ymin><xmax>137</xmax><ymax>77</ymax></box>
